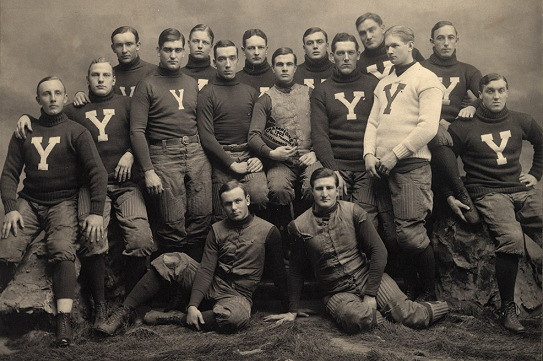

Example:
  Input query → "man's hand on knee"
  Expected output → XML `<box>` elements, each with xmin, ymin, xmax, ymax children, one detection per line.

<box><xmin>82</xmin><ymin>214</ymin><xmax>104</xmax><ymax>243</ymax></box>
<box><xmin>2</xmin><ymin>211</ymin><xmax>24</xmax><ymax>238</ymax></box>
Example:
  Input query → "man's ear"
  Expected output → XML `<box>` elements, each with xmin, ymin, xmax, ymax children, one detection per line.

<box><xmin>245</xmin><ymin>194</ymin><xmax>251</xmax><ymax>206</ymax></box>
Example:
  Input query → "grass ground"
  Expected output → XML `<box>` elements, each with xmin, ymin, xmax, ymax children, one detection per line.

<box><xmin>1</xmin><ymin>300</ymin><xmax>541</xmax><ymax>361</ymax></box>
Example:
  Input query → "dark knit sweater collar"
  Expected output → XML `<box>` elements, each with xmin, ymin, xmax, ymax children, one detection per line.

<box><xmin>39</xmin><ymin>109</ymin><xmax>68</xmax><ymax>127</ymax></box>
<box><xmin>393</xmin><ymin>60</ymin><xmax>417</xmax><ymax>76</ymax></box>
<box><xmin>331</xmin><ymin>67</ymin><xmax>362</xmax><ymax>83</ymax></box>
<box><xmin>363</xmin><ymin>40</ymin><xmax>387</xmax><ymax>58</ymax></box>
<box><xmin>477</xmin><ymin>105</ymin><xmax>509</xmax><ymax>123</ymax></box>
<box><xmin>274</xmin><ymin>80</ymin><xmax>296</xmax><ymax>93</ymax></box>
<box><xmin>116</xmin><ymin>55</ymin><xmax>142</xmax><ymax>71</ymax></box>
<box><xmin>303</xmin><ymin>54</ymin><xmax>333</xmax><ymax>72</ymax></box>
<box><xmin>212</xmin><ymin>74</ymin><xmax>240</xmax><ymax>86</ymax></box>
<box><xmin>185</xmin><ymin>54</ymin><xmax>211</xmax><ymax>70</ymax></box>
<box><xmin>158</xmin><ymin>65</ymin><xmax>182</xmax><ymax>76</ymax></box>
<box><xmin>89</xmin><ymin>88</ymin><xmax>115</xmax><ymax>103</ymax></box>
<box><xmin>226</xmin><ymin>213</ymin><xmax>254</xmax><ymax>229</ymax></box>
<box><xmin>243</xmin><ymin>59</ymin><xmax>271</xmax><ymax>75</ymax></box>
<box><xmin>312</xmin><ymin>201</ymin><xmax>339</xmax><ymax>218</ymax></box>
<box><xmin>429</xmin><ymin>49</ymin><xmax>458</xmax><ymax>67</ymax></box>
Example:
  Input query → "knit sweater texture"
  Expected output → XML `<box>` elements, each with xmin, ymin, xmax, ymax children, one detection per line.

<box><xmin>180</xmin><ymin>55</ymin><xmax>217</xmax><ymax>90</ymax></box>
<box><xmin>113</xmin><ymin>56</ymin><xmax>157</xmax><ymax>97</ymax></box>
<box><xmin>357</xmin><ymin>40</ymin><xmax>424</xmax><ymax>80</ymax></box>
<box><xmin>293</xmin><ymin>54</ymin><xmax>334</xmax><ymax>89</ymax></box>
<box><xmin>236</xmin><ymin>59</ymin><xmax>276</xmax><ymax>94</ymax></box>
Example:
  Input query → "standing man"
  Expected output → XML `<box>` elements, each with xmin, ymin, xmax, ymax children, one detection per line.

<box><xmin>446</xmin><ymin>73</ymin><xmax>543</xmax><ymax>333</ymax></box>
<box><xmin>236</xmin><ymin>29</ymin><xmax>275</xmax><ymax>96</ymax></box>
<box><xmin>355</xmin><ymin>13</ymin><xmax>424</xmax><ymax>80</ymax></box>
<box><xmin>130</xmin><ymin>28</ymin><xmax>212</xmax><ymax>261</ymax></box>
<box><xmin>96</xmin><ymin>180</ymin><xmax>288</xmax><ymax>335</ymax></box>
<box><xmin>1</xmin><ymin>76</ymin><xmax>107</xmax><ymax>346</ymax></box>
<box><xmin>293</xmin><ymin>27</ymin><xmax>334</xmax><ymax>89</ymax></box>
<box><xmin>249</xmin><ymin>47</ymin><xmax>321</xmax><ymax>247</ymax></box>
<box><xmin>364</xmin><ymin>26</ymin><xmax>442</xmax><ymax>301</ymax></box>
<box><xmin>421</xmin><ymin>21</ymin><xmax>482</xmax><ymax>224</ymax></box>
<box><xmin>263</xmin><ymin>169</ymin><xmax>449</xmax><ymax>333</ymax></box>
<box><xmin>180</xmin><ymin>24</ymin><xmax>217</xmax><ymax>90</ymax></box>
<box><xmin>197</xmin><ymin>40</ymin><xmax>268</xmax><ymax>221</ymax></box>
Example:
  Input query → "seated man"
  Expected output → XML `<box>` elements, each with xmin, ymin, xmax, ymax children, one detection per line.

<box><xmin>446</xmin><ymin>73</ymin><xmax>543</xmax><ymax>334</ymax></box>
<box><xmin>0</xmin><ymin>76</ymin><xmax>107</xmax><ymax>346</ymax></box>
<box><xmin>96</xmin><ymin>180</ymin><xmax>288</xmax><ymax>335</ymax></box>
<box><xmin>264</xmin><ymin>168</ymin><xmax>449</xmax><ymax>333</ymax></box>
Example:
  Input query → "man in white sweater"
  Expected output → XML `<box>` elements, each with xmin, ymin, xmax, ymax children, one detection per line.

<box><xmin>363</xmin><ymin>26</ymin><xmax>442</xmax><ymax>302</ymax></box>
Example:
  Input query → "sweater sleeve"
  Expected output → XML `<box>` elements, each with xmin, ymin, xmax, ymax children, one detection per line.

<box><xmin>75</xmin><ymin>129</ymin><xmax>108</xmax><ymax>215</ymax></box>
<box><xmin>248</xmin><ymin>94</ymin><xmax>273</xmax><ymax>158</ymax></box>
<box><xmin>196</xmin><ymin>87</ymin><xmax>236</xmax><ymax>167</ymax></box>
<box><xmin>264</xmin><ymin>226</ymin><xmax>289</xmax><ymax>311</ymax></box>
<box><xmin>286</xmin><ymin>220</ymin><xmax>308</xmax><ymax>313</ymax></box>
<box><xmin>0</xmin><ymin>134</ymin><xmax>25</xmax><ymax>214</ymax></box>
<box><xmin>310</xmin><ymin>88</ymin><xmax>337</xmax><ymax>170</ymax></box>
<box><xmin>467</xmin><ymin>68</ymin><xmax>483</xmax><ymax>100</ymax></box>
<box><xmin>392</xmin><ymin>86</ymin><xmax>442</xmax><ymax>159</ymax></box>
<box><xmin>526</xmin><ymin>118</ymin><xmax>543</xmax><ymax>181</ymax></box>
<box><xmin>130</xmin><ymin>81</ymin><xmax>154</xmax><ymax>172</ymax></box>
<box><xmin>363</xmin><ymin>89</ymin><xmax>381</xmax><ymax>157</ymax></box>
<box><xmin>188</xmin><ymin>229</ymin><xmax>219</xmax><ymax>308</ymax></box>
<box><xmin>353</xmin><ymin>205</ymin><xmax>386</xmax><ymax>297</ymax></box>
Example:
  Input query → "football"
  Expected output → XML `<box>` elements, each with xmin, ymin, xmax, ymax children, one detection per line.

<box><xmin>263</xmin><ymin>126</ymin><xmax>296</xmax><ymax>149</ymax></box>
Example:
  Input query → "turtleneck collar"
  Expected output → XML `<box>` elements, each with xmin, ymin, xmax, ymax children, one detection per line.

<box><xmin>225</xmin><ymin>213</ymin><xmax>254</xmax><ymax>228</ymax></box>
<box><xmin>116</xmin><ymin>55</ymin><xmax>141</xmax><ymax>71</ymax></box>
<box><xmin>185</xmin><ymin>54</ymin><xmax>211</xmax><ymax>70</ymax></box>
<box><xmin>393</xmin><ymin>60</ymin><xmax>417</xmax><ymax>76</ymax></box>
<box><xmin>476</xmin><ymin>104</ymin><xmax>509</xmax><ymax>123</ymax></box>
<box><xmin>363</xmin><ymin>40</ymin><xmax>387</xmax><ymax>58</ymax></box>
<box><xmin>89</xmin><ymin>88</ymin><xmax>115</xmax><ymax>103</ymax></box>
<box><xmin>158</xmin><ymin>65</ymin><xmax>182</xmax><ymax>76</ymax></box>
<box><xmin>274</xmin><ymin>79</ymin><xmax>296</xmax><ymax>93</ymax></box>
<box><xmin>331</xmin><ymin>67</ymin><xmax>362</xmax><ymax>83</ymax></box>
<box><xmin>312</xmin><ymin>201</ymin><xmax>339</xmax><ymax>218</ymax></box>
<box><xmin>303</xmin><ymin>54</ymin><xmax>333</xmax><ymax>72</ymax></box>
<box><xmin>212</xmin><ymin>74</ymin><xmax>239</xmax><ymax>86</ymax></box>
<box><xmin>39</xmin><ymin>108</ymin><xmax>68</xmax><ymax>127</ymax></box>
<box><xmin>243</xmin><ymin>59</ymin><xmax>271</xmax><ymax>75</ymax></box>
<box><xmin>429</xmin><ymin>49</ymin><xmax>457</xmax><ymax>67</ymax></box>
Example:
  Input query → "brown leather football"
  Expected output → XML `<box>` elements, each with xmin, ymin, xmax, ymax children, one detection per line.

<box><xmin>263</xmin><ymin>126</ymin><xmax>296</xmax><ymax>149</ymax></box>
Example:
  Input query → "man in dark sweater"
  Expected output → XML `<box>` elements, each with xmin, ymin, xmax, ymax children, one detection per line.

<box><xmin>447</xmin><ymin>73</ymin><xmax>543</xmax><ymax>334</ymax></box>
<box><xmin>180</xmin><ymin>24</ymin><xmax>217</xmax><ymax>90</ymax></box>
<box><xmin>355</xmin><ymin>13</ymin><xmax>424</xmax><ymax>80</ymax></box>
<box><xmin>197</xmin><ymin>40</ymin><xmax>268</xmax><ymax>221</ymax></box>
<box><xmin>0</xmin><ymin>76</ymin><xmax>107</xmax><ymax>346</ymax></box>
<box><xmin>263</xmin><ymin>168</ymin><xmax>449</xmax><ymax>333</ymax></box>
<box><xmin>96</xmin><ymin>180</ymin><xmax>287</xmax><ymax>335</ymax></box>
<box><xmin>130</xmin><ymin>28</ymin><xmax>212</xmax><ymax>261</ymax></box>
<box><xmin>293</xmin><ymin>27</ymin><xmax>334</xmax><ymax>89</ymax></box>
<box><xmin>236</xmin><ymin>28</ymin><xmax>275</xmax><ymax>96</ymax></box>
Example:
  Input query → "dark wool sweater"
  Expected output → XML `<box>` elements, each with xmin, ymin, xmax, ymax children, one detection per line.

<box><xmin>113</xmin><ymin>56</ymin><xmax>157</xmax><ymax>97</ymax></box>
<box><xmin>197</xmin><ymin>76</ymin><xmax>258</xmax><ymax>167</ymax></box>
<box><xmin>421</xmin><ymin>50</ymin><xmax>482</xmax><ymax>122</ymax></box>
<box><xmin>180</xmin><ymin>55</ymin><xmax>217</xmax><ymax>90</ymax></box>
<box><xmin>64</xmin><ymin>90</ymin><xmax>132</xmax><ymax>184</ymax></box>
<box><xmin>130</xmin><ymin>66</ymin><xmax>199</xmax><ymax>171</ymax></box>
<box><xmin>311</xmin><ymin>68</ymin><xmax>378</xmax><ymax>171</ymax></box>
<box><xmin>357</xmin><ymin>40</ymin><xmax>424</xmax><ymax>80</ymax></box>
<box><xmin>293</xmin><ymin>54</ymin><xmax>334</xmax><ymax>89</ymax></box>
<box><xmin>1</xmin><ymin>110</ymin><xmax>107</xmax><ymax>215</ymax></box>
<box><xmin>448</xmin><ymin>106</ymin><xmax>543</xmax><ymax>197</ymax></box>
<box><xmin>236</xmin><ymin>59</ymin><xmax>276</xmax><ymax>94</ymax></box>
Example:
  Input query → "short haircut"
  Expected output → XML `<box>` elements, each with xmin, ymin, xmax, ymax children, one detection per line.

<box><xmin>355</xmin><ymin>12</ymin><xmax>383</xmax><ymax>28</ymax></box>
<box><xmin>384</xmin><ymin>25</ymin><xmax>415</xmax><ymax>43</ymax></box>
<box><xmin>111</xmin><ymin>26</ymin><xmax>139</xmax><ymax>43</ymax></box>
<box><xmin>189</xmin><ymin>24</ymin><xmax>215</xmax><ymax>43</ymax></box>
<box><xmin>219</xmin><ymin>180</ymin><xmax>248</xmax><ymax>199</ymax></box>
<box><xmin>87</xmin><ymin>57</ymin><xmax>114</xmax><ymax>77</ymax></box>
<box><xmin>331</xmin><ymin>32</ymin><xmax>359</xmax><ymax>53</ymax></box>
<box><xmin>310</xmin><ymin>168</ymin><xmax>339</xmax><ymax>188</ymax></box>
<box><xmin>158</xmin><ymin>28</ymin><xmax>185</xmax><ymax>48</ymax></box>
<box><xmin>479</xmin><ymin>73</ymin><xmax>509</xmax><ymax>92</ymax></box>
<box><xmin>271</xmin><ymin>47</ymin><xmax>297</xmax><ymax>66</ymax></box>
<box><xmin>242</xmin><ymin>28</ymin><xmax>267</xmax><ymax>47</ymax></box>
<box><xmin>303</xmin><ymin>27</ymin><xmax>328</xmax><ymax>43</ymax></box>
<box><xmin>213</xmin><ymin>39</ymin><xmax>238</xmax><ymax>59</ymax></box>
<box><xmin>36</xmin><ymin>76</ymin><xmax>66</xmax><ymax>97</ymax></box>
<box><xmin>430</xmin><ymin>21</ymin><xmax>457</xmax><ymax>39</ymax></box>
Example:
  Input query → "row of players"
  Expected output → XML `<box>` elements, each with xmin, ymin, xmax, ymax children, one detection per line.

<box><xmin>1</xmin><ymin>13</ymin><xmax>542</xmax><ymax>346</ymax></box>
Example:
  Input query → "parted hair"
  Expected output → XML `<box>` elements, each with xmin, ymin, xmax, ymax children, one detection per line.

<box><xmin>355</xmin><ymin>12</ymin><xmax>383</xmax><ymax>28</ymax></box>
<box><xmin>384</xmin><ymin>25</ymin><xmax>415</xmax><ymax>43</ymax></box>
<box><xmin>36</xmin><ymin>76</ymin><xmax>66</xmax><ymax>96</ymax></box>
<box><xmin>111</xmin><ymin>26</ymin><xmax>139</xmax><ymax>43</ymax></box>
<box><xmin>310</xmin><ymin>168</ymin><xmax>339</xmax><ymax>187</ymax></box>
<box><xmin>479</xmin><ymin>73</ymin><xmax>509</xmax><ymax>92</ymax></box>
<box><xmin>158</xmin><ymin>28</ymin><xmax>185</xmax><ymax>48</ymax></box>
<box><xmin>271</xmin><ymin>47</ymin><xmax>297</xmax><ymax>66</ymax></box>
<box><xmin>242</xmin><ymin>28</ymin><xmax>267</xmax><ymax>47</ymax></box>
<box><xmin>303</xmin><ymin>27</ymin><xmax>328</xmax><ymax>43</ymax></box>
<box><xmin>331</xmin><ymin>33</ymin><xmax>359</xmax><ymax>52</ymax></box>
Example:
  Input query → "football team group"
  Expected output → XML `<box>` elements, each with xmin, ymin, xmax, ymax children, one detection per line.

<box><xmin>1</xmin><ymin>11</ymin><xmax>541</xmax><ymax>347</ymax></box>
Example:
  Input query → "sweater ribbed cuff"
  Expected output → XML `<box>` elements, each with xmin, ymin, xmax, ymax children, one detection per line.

<box><xmin>90</xmin><ymin>201</ymin><xmax>105</xmax><ymax>216</ymax></box>
<box><xmin>3</xmin><ymin>200</ymin><xmax>17</xmax><ymax>214</ymax></box>
<box><xmin>321</xmin><ymin>159</ymin><xmax>339</xmax><ymax>171</ymax></box>
<box><xmin>392</xmin><ymin>144</ymin><xmax>412</xmax><ymax>160</ymax></box>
